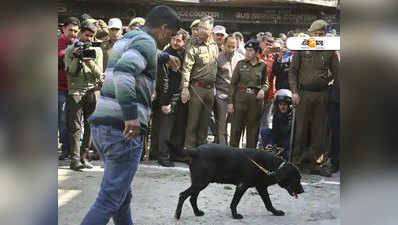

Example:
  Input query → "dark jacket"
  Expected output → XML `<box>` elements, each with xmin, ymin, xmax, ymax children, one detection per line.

<box><xmin>272</xmin><ymin>52</ymin><xmax>291</xmax><ymax>90</ymax></box>
<box><xmin>272</xmin><ymin>109</ymin><xmax>293</xmax><ymax>146</ymax></box>
<box><xmin>154</xmin><ymin>47</ymin><xmax>184</xmax><ymax>112</ymax></box>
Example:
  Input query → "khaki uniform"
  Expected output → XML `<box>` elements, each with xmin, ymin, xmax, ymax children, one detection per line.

<box><xmin>100</xmin><ymin>39</ymin><xmax>116</xmax><ymax>71</ymax></box>
<box><xmin>181</xmin><ymin>37</ymin><xmax>218</xmax><ymax>148</ymax></box>
<box><xmin>214</xmin><ymin>51</ymin><xmax>244</xmax><ymax>145</ymax></box>
<box><xmin>288</xmin><ymin>50</ymin><xmax>339</xmax><ymax>167</ymax></box>
<box><xmin>229</xmin><ymin>59</ymin><xmax>269</xmax><ymax>148</ymax></box>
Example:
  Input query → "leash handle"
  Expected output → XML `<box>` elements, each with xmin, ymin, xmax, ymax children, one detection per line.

<box><xmin>288</xmin><ymin>107</ymin><xmax>296</xmax><ymax>163</ymax></box>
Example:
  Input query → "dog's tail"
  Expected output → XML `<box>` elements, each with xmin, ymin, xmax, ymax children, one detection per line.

<box><xmin>165</xmin><ymin>141</ymin><xmax>198</xmax><ymax>164</ymax></box>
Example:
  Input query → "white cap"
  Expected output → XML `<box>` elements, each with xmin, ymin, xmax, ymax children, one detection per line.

<box><xmin>213</xmin><ymin>25</ymin><xmax>227</xmax><ymax>36</ymax></box>
<box><xmin>276</xmin><ymin>89</ymin><xmax>292</xmax><ymax>98</ymax></box>
<box><xmin>108</xmin><ymin>18</ymin><xmax>122</xmax><ymax>29</ymax></box>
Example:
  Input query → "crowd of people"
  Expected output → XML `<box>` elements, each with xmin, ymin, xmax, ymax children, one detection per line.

<box><xmin>58</xmin><ymin>5</ymin><xmax>339</xmax><ymax>225</ymax></box>
<box><xmin>58</xmin><ymin>7</ymin><xmax>340</xmax><ymax>177</ymax></box>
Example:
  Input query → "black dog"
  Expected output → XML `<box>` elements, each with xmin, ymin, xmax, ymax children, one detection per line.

<box><xmin>168</xmin><ymin>143</ymin><xmax>304</xmax><ymax>220</ymax></box>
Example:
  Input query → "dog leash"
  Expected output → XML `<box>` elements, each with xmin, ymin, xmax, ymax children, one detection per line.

<box><xmin>249</xmin><ymin>158</ymin><xmax>271</xmax><ymax>175</ymax></box>
<box><xmin>249</xmin><ymin>158</ymin><xmax>287</xmax><ymax>176</ymax></box>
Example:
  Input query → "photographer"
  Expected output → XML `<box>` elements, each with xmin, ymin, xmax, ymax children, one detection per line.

<box><xmin>64</xmin><ymin>22</ymin><xmax>103</xmax><ymax>171</ymax></box>
<box><xmin>272</xmin><ymin>45</ymin><xmax>292</xmax><ymax>90</ymax></box>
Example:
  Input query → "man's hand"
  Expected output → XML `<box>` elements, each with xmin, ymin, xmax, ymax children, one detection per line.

<box><xmin>256</xmin><ymin>89</ymin><xmax>265</xmax><ymax>100</ymax></box>
<box><xmin>181</xmin><ymin>87</ymin><xmax>190</xmax><ymax>104</ymax></box>
<box><xmin>82</xmin><ymin>59</ymin><xmax>94</xmax><ymax>65</ymax></box>
<box><xmin>123</xmin><ymin>119</ymin><xmax>141</xmax><ymax>140</ymax></box>
<box><xmin>72</xmin><ymin>48</ymin><xmax>81</xmax><ymax>56</ymax></box>
<box><xmin>167</xmin><ymin>55</ymin><xmax>181</xmax><ymax>70</ymax></box>
<box><xmin>292</xmin><ymin>93</ymin><xmax>300</xmax><ymax>105</ymax></box>
<box><xmin>161</xmin><ymin>105</ymin><xmax>171</xmax><ymax>114</ymax></box>
<box><xmin>278</xmin><ymin>48</ymin><xmax>288</xmax><ymax>61</ymax></box>
<box><xmin>152</xmin><ymin>90</ymin><xmax>157</xmax><ymax>101</ymax></box>
<box><xmin>265</xmin><ymin>144</ymin><xmax>273</xmax><ymax>150</ymax></box>
<box><xmin>227</xmin><ymin>104</ymin><xmax>234</xmax><ymax>113</ymax></box>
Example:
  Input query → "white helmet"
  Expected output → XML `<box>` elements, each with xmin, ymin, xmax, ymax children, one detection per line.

<box><xmin>275</xmin><ymin>89</ymin><xmax>292</xmax><ymax>104</ymax></box>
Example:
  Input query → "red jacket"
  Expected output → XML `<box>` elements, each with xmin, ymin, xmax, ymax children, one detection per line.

<box><xmin>265</xmin><ymin>53</ymin><xmax>276</xmax><ymax>99</ymax></box>
<box><xmin>257</xmin><ymin>53</ymin><xmax>276</xmax><ymax>99</ymax></box>
<box><xmin>58</xmin><ymin>35</ymin><xmax>73</xmax><ymax>91</ymax></box>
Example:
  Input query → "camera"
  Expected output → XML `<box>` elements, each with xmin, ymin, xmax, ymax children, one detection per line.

<box><xmin>73</xmin><ymin>41</ymin><xmax>101</xmax><ymax>60</ymax></box>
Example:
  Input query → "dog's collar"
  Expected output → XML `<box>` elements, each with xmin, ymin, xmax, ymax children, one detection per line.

<box><xmin>277</xmin><ymin>162</ymin><xmax>287</xmax><ymax>170</ymax></box>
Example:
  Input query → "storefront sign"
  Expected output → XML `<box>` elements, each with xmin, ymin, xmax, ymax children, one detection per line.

<box><xmin>175</xmin><ymin>6</ymin><xmax>337</xmax><ymax>25</ymax></box>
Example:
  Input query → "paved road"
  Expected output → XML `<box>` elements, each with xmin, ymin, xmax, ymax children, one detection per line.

<box><xmin>58</xmin><ymin>160</ymin><xmax>340</xmax><ymax>225</ymax></box>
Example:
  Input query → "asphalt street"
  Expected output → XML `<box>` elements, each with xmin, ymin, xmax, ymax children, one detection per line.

<box><xmin>58</xmin><ymin>158</ymin><xmax>339</xmax><ymax>225</ymax></box>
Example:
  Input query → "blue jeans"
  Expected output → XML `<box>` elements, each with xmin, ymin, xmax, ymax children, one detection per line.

<box><xmin>80</xmin><ymin>125</ymin><xmax>143</xmax><ymax>225</ymax></box>
<box><xmin>58</xmin><ymin>90</ymin><xmax>69</xmax><ymax>151</ymax></box>
<box><xmin>260</xmin><ymin>127</ymin><xmax>275</xmax><ymax>147</ymax></box>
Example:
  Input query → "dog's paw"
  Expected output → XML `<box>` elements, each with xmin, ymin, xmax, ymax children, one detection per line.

<box><xmin>272</xmin><ymin>210</ymin><xmax>285</xmax><ymax>216</ymax></box>
<box><xmin>175</xmin><ymin>210</ymin><xmax>181</xmax><ymax>220</ymax></box>
<box><xmin>194</xmin><ymin>210</ymin><xmax>205</xmax><ymax>217</ymax></box>
<box><xmin>232</xmin><ymin>213</ymin><xmax>244</xmax><ymax>219</ymax></box>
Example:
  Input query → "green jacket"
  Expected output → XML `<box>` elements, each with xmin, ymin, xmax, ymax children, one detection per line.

<box><xmin>64</xmin><ymin>45</ymin><xmax>104</xmax><ymax>95</ymax></box>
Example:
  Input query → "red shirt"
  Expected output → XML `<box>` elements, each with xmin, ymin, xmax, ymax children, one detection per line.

<box><xmin>58</xmin><ymin>35</ymin><xmax>73</xmax><ymax>91</ymax></box>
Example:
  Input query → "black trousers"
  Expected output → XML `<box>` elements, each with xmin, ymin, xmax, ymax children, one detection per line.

<box><xmin>328</xmin><ymin>102</ymin><xmax>340</xmax><ymax>166</ymax></box>
<box><xmin>152</xmin><ymin>105</ymin><xmax>180</xmax><ymax>160</ymax></box>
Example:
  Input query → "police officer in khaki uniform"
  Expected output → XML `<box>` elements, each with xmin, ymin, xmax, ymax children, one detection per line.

<box><xmin>228</xmin><ymin>39</ymin><xmax>269</xmax><ymax>148</ymax></box>
<box><xmin>289</xmin><ymin>19</ymin><xmax>339</xmax><ymax>177</ymax></box>
<box><xmin>101</xmin><ymin>18</ymin><xmax>123</xmax><ymax>70</ymax></box>
<box><xmin>181</xmin><ymin>16</ymin><xmax>218</xmax><ymax>148</ymax></box>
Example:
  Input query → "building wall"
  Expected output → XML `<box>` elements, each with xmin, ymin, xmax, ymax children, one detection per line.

<box><xmin>58</xmin><ymin>1</ymin><xmax>339</xmax><ymax>38</ymax></box>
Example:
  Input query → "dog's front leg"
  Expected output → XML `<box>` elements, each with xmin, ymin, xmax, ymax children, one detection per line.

<box><xmin>255</xmin><ymin>186</ymin><xmax>285</xmax><ymax>216</ymax></box>
<box><xmin>230</xmin><ymin>183</ymin><xmax>249</xmax><ymax>219</ymax></box>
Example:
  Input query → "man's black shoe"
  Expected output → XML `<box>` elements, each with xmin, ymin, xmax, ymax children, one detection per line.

<box><xmin>81</xmin><ymin>159</ymin><xmax>94</xmax><ymax>169</ymax></box>
<box><xmin>70</xmin><ymin>159</ymin><xmax>85</xmax><ymax>171</ymax></box>
<box><xmin>330</xmin><ymin>164</ymin><xmax>339</xmax><ymax>174</ymax></box>
<box><xmin>58</xmin><ymin>152</ymin><xmax>69</xmax><ymax>160</ymax></box>
<box><xmin>310</xmin><ymin>166</ymin><xmax>332</xmax><ymax>177</ymax></box>
<box><xmin>158</xmin><ymin>158</ymin><xmax>175</xmax><ymax>167</ymax></box>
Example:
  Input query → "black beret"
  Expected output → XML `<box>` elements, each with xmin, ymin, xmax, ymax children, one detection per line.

<box><xmin>245</xmin><ymin>39</ymin><xmax>261</xmax><ymax>52</ymax></box>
